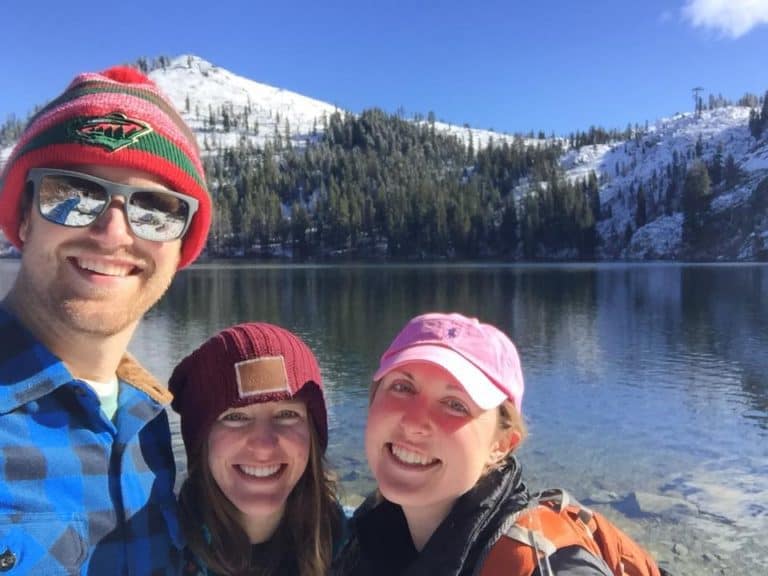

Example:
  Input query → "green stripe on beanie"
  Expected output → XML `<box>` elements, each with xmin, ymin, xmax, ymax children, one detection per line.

<box><xmin>16</xmin><ymin>116</ymin><xmax>206</xmax><ymax>189</ymax></box>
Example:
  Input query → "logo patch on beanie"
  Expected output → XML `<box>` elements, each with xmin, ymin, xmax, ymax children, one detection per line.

<box><xmin>234</xmin><ymin>356</ymin><xmax>291</xmax><ymax>398</ymax></box>
<box><xmin>69</xmin><ymin>112</ymin><xmax>153</xmax><ymax>152</ymax></box>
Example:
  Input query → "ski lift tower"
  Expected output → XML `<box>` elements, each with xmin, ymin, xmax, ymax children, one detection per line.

<box><xmin>692</xmin><ymin>87</ymin><xmax>704</xmax><ymax>118</ymax></box>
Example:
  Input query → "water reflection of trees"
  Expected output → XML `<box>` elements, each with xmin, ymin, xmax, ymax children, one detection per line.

<box><xmin>153</xmin><ymin>263</ymin><xmax>767</xmax><ymax>428</ymax></box>
<box><xmin>156</xmin><ymin>264</ymin><xmax>601</xmax><ymax>379</ymax></box>
<box><xmin>594</xmin><ymin>265</ymin><xmax>768</xmax><ymax>429</ymax></box>
<box><xmin>680</xmin><ymin>266</ymin><xmax>768</xmax><ymax>428</ymax></box>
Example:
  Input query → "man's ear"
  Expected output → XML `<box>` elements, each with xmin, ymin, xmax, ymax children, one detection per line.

<box><xmin>489</xmin><ymin>428</ymin><xmax>522</xmax><ymax>465</ymax></box>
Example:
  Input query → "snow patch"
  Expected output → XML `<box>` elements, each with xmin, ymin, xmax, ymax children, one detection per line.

<box><xmin>627</xmin><ymin>214</ymin><xmax>683</xmax><ymax>260</ymax></box>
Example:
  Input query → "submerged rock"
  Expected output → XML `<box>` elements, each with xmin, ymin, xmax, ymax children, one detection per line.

<box><xmin>619</xmin><ymin>491</ymin><xmax>699</xmax><ymax>518</ymax></box>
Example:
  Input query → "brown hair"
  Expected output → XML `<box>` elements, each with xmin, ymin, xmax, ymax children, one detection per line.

<box><xmin>483</xmin><ymin>399</ymin><xmax>528</xmax><ymax>473</ymax></box>
<box><xmin>178</xmin><ymin>411</ymin><xmax>341</xmax><ymax>576</ymax></box>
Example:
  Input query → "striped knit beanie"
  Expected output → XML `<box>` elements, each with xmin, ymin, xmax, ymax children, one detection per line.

<box><xmin>0</xmin><ymin>65</ymin><xmax>210</xmax><ymax>268</ymax></box>
<box><xmin>169</xmin><ymin>323</ymin><xmax>329</xmax><ymax>458</ymax></box>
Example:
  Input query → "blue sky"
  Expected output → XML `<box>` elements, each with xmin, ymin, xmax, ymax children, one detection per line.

<box><xmin>2</xmin><ymin>0</ymin><xmax>766</xmax><ymax>136</ymax></box>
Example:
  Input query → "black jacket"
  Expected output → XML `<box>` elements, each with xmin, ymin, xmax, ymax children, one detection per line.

<box><xmin>333</xmin><ymin>456</ymin><xmax>612</xmax><ymax>576</ymax></box>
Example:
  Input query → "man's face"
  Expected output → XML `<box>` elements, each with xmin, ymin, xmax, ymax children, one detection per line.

<box><xmin>15</xmin><ymin>164</ymin><xmax>182</xmax><ymax>337</ymax></box>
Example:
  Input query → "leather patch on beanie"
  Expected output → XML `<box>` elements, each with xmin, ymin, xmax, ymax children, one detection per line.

<box><xmin>234</xmin><ymin>356</ymin><xmax>290</xmax><ymax>398</ymax></box>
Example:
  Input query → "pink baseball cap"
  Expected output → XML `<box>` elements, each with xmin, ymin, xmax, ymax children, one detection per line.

<box><xmin>373</xmin><ymin>312</ymin><xmax>524</xmax><ymax>411</ymax></box>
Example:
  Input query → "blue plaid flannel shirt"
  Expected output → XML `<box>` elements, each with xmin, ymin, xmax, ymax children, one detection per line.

<box><xmin>0</xmin><ymin>308</ymin><xmax>182</xmax><ymax>574</ymax></box>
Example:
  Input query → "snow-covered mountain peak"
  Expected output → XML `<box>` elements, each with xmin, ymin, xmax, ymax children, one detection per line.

<box><xmin>149</xmin><ymin>55</ymin><xmax>340</xmax><ymax>150</ymax></box>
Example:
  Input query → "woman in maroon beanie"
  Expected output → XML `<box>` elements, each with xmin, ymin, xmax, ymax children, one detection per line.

<box><xmin>169</xmin><ymin>322</ymin><xmax>345</xmax><ymax>576</ymax></box>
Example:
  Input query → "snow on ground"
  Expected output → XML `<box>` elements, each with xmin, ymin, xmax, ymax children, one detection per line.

<box><xmin>627</xmin><ymin>213</ymin><xmax>683</xmax><ymax>259</ymax></box>
<box><xmin>150</xmin><ymin>55</ymin><xmax>541</xmax><ymax>155</ymax></box>
<box><xmin>0</xmin><ymin>144</ymin><xmax>12</xmax><ymax>171</ymax></box>
<box><xmin>710</xmin><ymin>183</ymin><xmax>753</xmax><ymax>213</ymax></box>
<box><xmin>564</xmin><ymin>107</ymin><xmax>754</xmax><ymax>203</ymax></box>
<box><xmin>560</xmin><ymin>106</ymin><xmax>765</xmax><ymax>257</ymax></box>
<box><xmin>740</xmin><ymin>138</ymin><xmax>768</xmax><ymax>172</ymax></box>
<box><xmin>560</xmin><ymin>143</ymin><xmax>614</xmax><ymax>182</ymax></box>
<box><xmin>427</xmin><ymin>119</ymin><xmax>556</xmax><ymax>150</ymax></box>
<box><xmin>150</xmin><ymin>55</ymin><xmax>340</xmax><ymax>152</ymax></box>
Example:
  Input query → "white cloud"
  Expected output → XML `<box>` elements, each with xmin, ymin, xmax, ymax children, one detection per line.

<box><xmin>682</xmin><ymin>0</ymin><xmax>768</xmax><ymax>38</ymax></box>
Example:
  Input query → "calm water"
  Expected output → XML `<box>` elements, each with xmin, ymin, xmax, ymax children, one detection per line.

<box><xmin>1</xmin><ymin>260</ymin><xmax>766</xmax><ymax>573</ymax></box>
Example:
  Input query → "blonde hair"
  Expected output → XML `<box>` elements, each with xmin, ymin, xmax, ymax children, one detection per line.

<box><xmin>482</xmin><ymin>400</ymin><xmax>528</xmax><ymax>474</ymax></box>
<box><xmin>178</xmin><ymin>412</ymin><xmax>341</xmax><ymax>576</ymax></box>
<box><xmin>498</xmin><ymin>400</ymin><xmax>527</xmax><ymax>445</ymax></box>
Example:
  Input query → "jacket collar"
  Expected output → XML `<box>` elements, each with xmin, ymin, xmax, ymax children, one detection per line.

<box><xmin>117</xmin><ymin>352</ymin><xmax>173</xmax><ymax>404</ymax></box>
<box><xmin>352</xmin><ymin>456</ymin><xmax>529</xmax><ymax>576</ymax></box>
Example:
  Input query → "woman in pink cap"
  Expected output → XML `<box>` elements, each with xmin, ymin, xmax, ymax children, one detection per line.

<box><xmin>334</xmin><ymin>312</ymin><xmax>662</xmax><ymax>576</ymax></box>
<box><xmin>169</xmin><ymin>322</ymin><xmax>345</xmax><ymax>576</ymax></box>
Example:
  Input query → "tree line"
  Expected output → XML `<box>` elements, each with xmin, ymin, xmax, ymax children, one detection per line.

<box><xmin>202</xmin><ymin>109</ymin><xmax>599</xmax><ymax>260</ymax></box>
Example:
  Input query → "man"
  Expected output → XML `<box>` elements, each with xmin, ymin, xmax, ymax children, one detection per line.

<box><xmin>0</xmin><ymin>66</ymin><xmax>211</xmax><ymax>574</ymax></box>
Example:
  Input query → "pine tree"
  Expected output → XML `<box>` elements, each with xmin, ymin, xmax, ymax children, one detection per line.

<box><xmin>750</xmin><ymin>176</ymin><xmax>768</xmax><ymax>215</ymax></box>
<box><xmin>682</xmin><ymin>162</ymin><xmax>711</xmax><ymax>245</ymax></box>
<box><xmin>695</xmin><ymin>135</ymin><xmax>704</xmax><ymax>158</ymax></box>
<box><xmin>290</xmin><ymin>202</ymin><xmax>310</xmax><ymax>259</ymax></box>
<box><xmin>222</xmin><ymin>108</ymin><xmax>231</xmax><ymax>132</ymax></box>
<box><xmin>749</xmin><ymin>109</ymin><xmax>762</xmax><ymax>138</ymax></box>
<box><xmin>709</xmin><ymin>144</ymin><xmax>723</xmax><ymax>187</ymax></box>
<box><xmin>635</xmin><ymin>185</ymin><xmax>647</xmax><ymax>229</ymax></box>
<box><xmin>724</xmin><ymin>154</ymin><xmax>739</xmax><ymax>188</ymax></box>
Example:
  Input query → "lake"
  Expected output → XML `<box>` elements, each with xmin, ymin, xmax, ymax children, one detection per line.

<box><xmin>1</xmin><ymin>260</ymin><xmax>766</xmax><ymax>575</ymax></box>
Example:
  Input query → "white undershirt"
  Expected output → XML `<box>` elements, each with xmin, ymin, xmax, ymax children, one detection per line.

<box><xmin>81</xmin><ymin>376</ymin><xmax>119</xmax><ymax>421</ymax></box>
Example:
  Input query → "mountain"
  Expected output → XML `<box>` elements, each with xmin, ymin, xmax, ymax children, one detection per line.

<box><xmin>2</xmin><ymin>55</ymin><xmax>767</xmax><ymax>260</ymax></box>
<box><xmin>560</xmin><ymin>106</ymin><xmax>768</xmax><ymax>259</ymax></box>
<box><xmin>149</xmin><ymin>55</ymin><xmax>337</xmax><ymax>152</ymax></box>
<box><xmin>146</xmin><ymin>55</ymin><xmax>535</xmax><ymax>154</ymax></box>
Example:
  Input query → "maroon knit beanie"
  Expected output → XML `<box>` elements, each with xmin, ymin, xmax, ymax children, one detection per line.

<box><xmin>169</xmin><ymin>323</ymin><xmax>328</xmax><ymax>457</ymax></box>
<box><xmin>0</xmin><ymin>65</ymin><xmax>210</xmax><ymax>268</ymax></box>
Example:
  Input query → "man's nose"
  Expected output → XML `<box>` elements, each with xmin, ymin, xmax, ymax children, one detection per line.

<box><xmin>89</xmin><ymin>198</ymin><xmax>134</xmax><ymax>245</ymax></box>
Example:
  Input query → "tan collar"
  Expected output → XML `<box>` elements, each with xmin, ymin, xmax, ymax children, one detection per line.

<box><xmin>116</xmin><ymin>352</ymin><xmax>173</xmax><ymax>405</ymax></box>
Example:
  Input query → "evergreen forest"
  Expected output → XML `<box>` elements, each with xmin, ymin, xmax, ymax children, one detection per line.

<box><xmin>202</xmin><ymin>109</ymin><xmax>600</xmax><ymax>260</ymax></box>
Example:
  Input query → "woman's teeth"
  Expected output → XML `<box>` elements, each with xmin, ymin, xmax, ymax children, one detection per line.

<box><xmin>390</xmin><ymin>444</ymin><xmax>437</xmax><ymax>466</ymax></box>
<box><xmin>238</xmin><ymin>464</ymin><xmax>281</xmax><ymax>478</ymax></box>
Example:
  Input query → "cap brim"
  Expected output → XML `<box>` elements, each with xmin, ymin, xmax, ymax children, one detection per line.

<box><xmin>373</xmin><ymin>345</ymin><xmax>507</xmax><ymax>410</ymax></box>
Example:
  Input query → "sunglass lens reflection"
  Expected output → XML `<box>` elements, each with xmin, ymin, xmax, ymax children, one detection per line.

<box><xmin>38</xmin><ymin>175</ymin><xmax>108</xmax><ymax>227</ymax></box>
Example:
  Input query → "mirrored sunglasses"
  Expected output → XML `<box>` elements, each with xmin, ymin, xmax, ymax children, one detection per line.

<box><xmin>26</xmin><ymin>168</ymin><xmax>199</xmax><ymax>242</ymax></box>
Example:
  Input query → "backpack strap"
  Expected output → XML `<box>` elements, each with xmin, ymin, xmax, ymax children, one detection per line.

<box><xmin>502</xmin><ymin>523</ymin><xmax>557</xmax><ymax>576</ymax></box>
<box><xmin>479</xmin><ymin>489</ymin><xmax>608</xmax><ymax>576</ymax></box>
<box><xmin>480</xmin><ymin>489</ymin><xmax>662</xmax><ymax>576</ymax></box>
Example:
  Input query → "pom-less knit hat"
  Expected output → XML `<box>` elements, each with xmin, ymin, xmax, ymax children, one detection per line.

<box><xmin>0</xmin><ymin>65</ymin><xmax>210</xmax><ymax>268</ymax></box>
<box><xmin>169</xmin><ymin>323</ymin><xmax>328</xmax><ymax>458</ymax></box>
